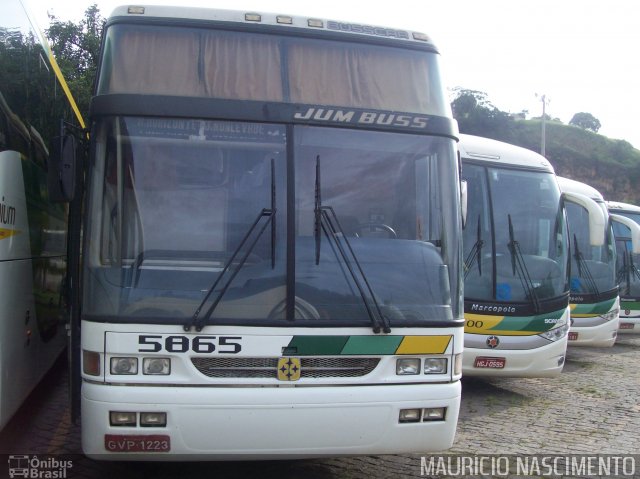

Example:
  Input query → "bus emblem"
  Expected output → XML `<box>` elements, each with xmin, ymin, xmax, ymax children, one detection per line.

<box><xmin>486</xmin><ymin>336</ymin><xmax>500</xmax><ymax>348</ymax></box>
<box><xmin>277</xmin><ymin>357</ymin><xmax>301</xmax><ymax>381</ymax></box>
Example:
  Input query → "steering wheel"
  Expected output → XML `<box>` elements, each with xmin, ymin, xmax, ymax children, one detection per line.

<box><xmin>354</xmin><ymin>223</ymin><xmax>398</xmax><ymax>238</ymax></box>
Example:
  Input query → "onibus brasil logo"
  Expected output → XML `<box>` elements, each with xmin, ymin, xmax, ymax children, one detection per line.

<box><xmin>8</xmin><ymin>455</ymin><xmax>73</xmax><ymax>478</ymax></box>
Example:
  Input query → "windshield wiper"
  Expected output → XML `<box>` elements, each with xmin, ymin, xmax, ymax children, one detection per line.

<box><xmin>572</xmin><ymin>234</ymin><xmax>599</xmax><ymax>299</ymax></box>
<box><xmin>314</xmin><ymin>155</ymin><xmax>322</xmax><ymax>265</ymax></box>
<box><xmin>617</xmin><ymin>250</ymin><xmax>640</xmax><ymax>295</ymax></box>
<box><xmin>464</xmin><ymin>215</ymin><xmax>484</xmax><ymax>280</ymax></box>
<box><xmin>315</xmin><ymin>156</ymin><xmax>391</xmax><ymax>334</ymax></box>
<box><xmin>185</xmin><ymin>159</ymin><xmax>276</xmax><ymax>332</ymax></box>
<box><xmin>507</xmin><ymin>214</ymin><xmax>540</xmax><ymax>313</ymax></box>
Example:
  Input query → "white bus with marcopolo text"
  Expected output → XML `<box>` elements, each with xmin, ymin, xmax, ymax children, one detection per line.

<box><xmin>0</xmin><ymin>0</ymin><xmax>84</xmax><ymax>430</ymax></box>
<box><xmin>52</xmin><ymin>5</ymin><xmax>465</xmax><ymax>459</ymax></box>
<box><xmin>557</xmin><ymin>177</ymin><xmax>621</xmax><ymax>347</ymax></box>
<box><xmin>459</xmin><ymin>135</ymin><xmax>595</xmax><ymax>377</ymax></box>
<box><xmin>607</xmin><ymin>200</ymin><xmax>640</xmax><ymax>334</ymax></box>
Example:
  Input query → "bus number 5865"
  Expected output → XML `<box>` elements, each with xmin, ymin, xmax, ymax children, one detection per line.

<box><xmin>138</xmin><ymin>335</ymin><xmax>241</xmax><ymax>354</ymax></box>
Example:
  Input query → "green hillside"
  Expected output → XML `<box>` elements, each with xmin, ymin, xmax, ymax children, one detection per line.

<box><xmin>452</xmin><ymin>90</ymin><xmax>640</xmax><ymax>204</ymax></box>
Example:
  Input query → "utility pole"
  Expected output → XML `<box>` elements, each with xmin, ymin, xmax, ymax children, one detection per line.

<box><xmin>537</xmin><ymin>94</ymin><xmax>550</xmax><ymax>157</ymax></box>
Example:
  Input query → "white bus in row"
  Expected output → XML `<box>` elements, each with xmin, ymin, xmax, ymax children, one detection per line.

<box><xmin>557</xmin><ymin>177</ymin><xmax>620</xmax><ymax>347</ymax></box>
<box><xmin>607</xmin><ymin>200</ymin><xmax>640</xmax><ymax>334</ymax></box>
<box><xmin>0</xmin><ymin>0</ymin><xmax>84</xmax><ymax>430</ymax></box>
<box><xmin>51</xmin><ymin>5</ymin><xmax>466</xmax><ymax>459</ymax></box>
<box><xmin>460</xmin><ymin>134</ymin><xmax>573</xmax><ymax>377</ymax></box>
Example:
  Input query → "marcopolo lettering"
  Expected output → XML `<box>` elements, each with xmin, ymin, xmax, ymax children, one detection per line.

<box><xmin>469</xmin><ymin>303</ymin><xmax>516</xmax><ymax>314</ymax></box>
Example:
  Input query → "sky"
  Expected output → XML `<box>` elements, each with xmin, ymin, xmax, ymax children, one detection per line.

<box><xmin>23</xmin><ymin>0</ymin><xmax>640</xmax><ymax>149</ymax></box>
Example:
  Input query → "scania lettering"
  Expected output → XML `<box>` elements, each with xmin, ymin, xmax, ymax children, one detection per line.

<box><xmin>460</xmin><ymin>134</ymin><xmax>573</xmax><ymax>377</ymax></box>
<box><xmin>53</xmin><ymin>6</ymin><xmax>464</xmax><ymax>459</ymax></box>
<box><xmin>558</xmin><ymin>177</ymin><xmax>622</xmax><ymax>347</ymax></box>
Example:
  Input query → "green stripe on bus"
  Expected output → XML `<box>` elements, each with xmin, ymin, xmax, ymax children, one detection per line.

<box><xmin>285</xmin><ymin>335</ymin><xmax>451</xmax><ymax>355</ymax></box>
<box><xmin>341</xmin><ymin>336</ymin><xmax>403</xmax><ymax>355</ymax></box>
<box><xmin>488</xmin><ymin>308</ymin><xmax>566</xmax><ymax>333</ymax></box>
<box><xmin>570</xmin><ymin>298</ymin><xmax>617</xmax><ymax>316</ymax></box>
<box><xmin>285</xmin><ymin>336</ymin><xmax>350</xmax><ymax>355</ymax></box>
<box><xmin>619</xmin><ymin>300</ymin><xmax>640</xmax><ymax>309</ymax></box>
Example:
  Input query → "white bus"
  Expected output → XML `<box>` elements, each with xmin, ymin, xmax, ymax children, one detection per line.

<box><xmin>607</xmin><ymin>200</ymin><xmax>640</xmax><ymax>334</ymax></box>
<box><xmin>557</xmin><ymin>177</ymin><xmax>620</xmax><ymax>347</ymax></box>
<box><xmin>0</xmin><ymin>0</ymin><xmax>84</xmax><ymax>430</ymax></box>
<box><xmin>53</xmin><ymin>6</ymin><xmax>465</xmax><ymax>459</ymax></box>
<box><xmin>459</xmin><ymin>134</ymin><xmax>574</xmax><ymax>377</ymax></box>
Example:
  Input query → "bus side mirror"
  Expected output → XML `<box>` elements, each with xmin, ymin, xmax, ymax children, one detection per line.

<box><xmin>610</xmin><ymin>214</ymin><xmax>640</xmax><ymax>254</ymax></box>
<box><xmin>48</xmin><ymin>133</ymin><xmax>77</xmax><ymax>202</ymax></box>
<box><xmin>561</xmin><ymin>191</ymin><xmax>605</xmax><ymax>246</ymax></box>
<box><xmin>460</xmin><ymin>179</ymin><xmax>468</xmax><ymax>228</ymax></box>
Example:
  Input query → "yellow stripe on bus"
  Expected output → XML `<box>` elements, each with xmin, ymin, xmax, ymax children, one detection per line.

<box><xmin>47</xmin><ymin>51</ymin><xmax>86</xmax><ymax>129</ymax></box>
<box><xmin>464</xmin><ymin>313</ymin><xmax>504</xmax><ymax>334</ymax></box>
<box><xmin>0</xmin><ymin>228</ymin><xmax>20</xmax><ymax>239</ymax></box>
<box><xmin>395</xmin><ymin>335</ymin><xmax>452</xmax><ymax>354</ymax></box>
<box><xmin>20</xmin><ymin>0</ymin><xmax>85</xmax><ymax>129</ymax></box>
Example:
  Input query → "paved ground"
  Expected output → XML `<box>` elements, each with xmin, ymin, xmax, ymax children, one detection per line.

<box><xmin>1</xmin><ymin>335</ymin><xmax>639</xmax><ymax>478</ymax></box>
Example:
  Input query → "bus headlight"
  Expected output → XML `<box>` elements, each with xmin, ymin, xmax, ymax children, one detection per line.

<box><xmin>140</xmin><ymin>412</ymin><xmax>167</xmax><ymax>427</ymax></box>
<box><xmin>396</xmin><ymin>358</ymin><xmax>420</xmax><ymax>375</ymax></box>
<box><xmin>110</xmin><ymin>411</ymin><xmax>137</xmax><ymax>427</ymax></box>
<box><xmin>423</xmin><ymin>407</ymin><xmax>446</xmax><ymax>421</ymax></box>
<box><xmin>110</xmin><ymin>357</ymin><xmax>138</xmax><ymax>375</ymax></box>
<box><xmin>143</xmin><ymin>358</ymin><xmax>171</xmax><ymax>375</ymax></box>
<box><xmin>424</xmin><ymin>358</ymin><xmax>448</xmax><ymax>374</ymax></box>
<box><xmin>601</xmin><ymin>308</ymin><xmax>619</xmax><ymax>322</ymax></box>
<box><xmin>539</xmin><ymin>322</ymin><xmax>569</xmax><ymax>342</ymax></box>
<box><xmin>399</xmin><ymin>409</ymin><xmax>421</xmax><ymax>423</ymax></box>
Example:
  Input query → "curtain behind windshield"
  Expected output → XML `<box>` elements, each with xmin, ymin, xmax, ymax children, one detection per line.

<box><xmin>287</xmin><ymin>42</ymin><xmax>432</xmax><ymax>112</ymax></box>
<box><xmin>98</xmin><ymin>25</ymin><xmax>445</xmax><ymax>115</ymax></box>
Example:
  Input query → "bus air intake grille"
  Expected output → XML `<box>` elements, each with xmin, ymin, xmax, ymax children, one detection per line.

<box><xmin>190</xmin><ymin>357</ymin><xmax>380</xmax><ymax>378</ymax></box>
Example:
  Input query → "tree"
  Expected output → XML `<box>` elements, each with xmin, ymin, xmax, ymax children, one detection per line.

<box><xmin>569</xmin><ymin>112</ymin><xmax>601</xmax><ymax>132</ymax></box>
<box><xmin>450</xmin><ymin>88</ymin><xmax>495</xmax><ymax>119</ymax></box>
<box><xmin>450</xmin><ymin>87</ymin><xmax>512</xmax><ymax>139</ymax></box>
<box><xmin>45</xmin><ymin>4</ymin><xmax>104</xmax><ymax>121</ymax></box>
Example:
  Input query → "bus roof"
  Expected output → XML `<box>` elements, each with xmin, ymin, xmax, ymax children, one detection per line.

<box><xmin>107</xmin><ymin>5</ymin><xmax>436</xmax><ymax>48</ymax></box>
<box><xmin>606</xmin><ymin>200</ymin><xmax>640</xmax><ymax>213</ymax></box>
<box><xmin>556</xmin><ymin>176</ymin><xmax>605</xmax><ymax>202</ymax></box>
<box><xmin>458</xmin><ymin>134</ymin><xmax>554</xmax><ymax>172</ymax></box>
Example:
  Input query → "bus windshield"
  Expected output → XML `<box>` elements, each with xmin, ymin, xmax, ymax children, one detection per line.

<box><xmin>463</xmin><ymin>164</ymin><xmax>568</xmax><ymax>306</ymax></box>
<box><xmin>83</xmin><ymin>117</ymin><xmax>460</xmax><ymax>327</ymax></box>
<box><xmin>565</xmin><ymin>202</ymin><xmax>617</xmax><ymax>296</ymax></box>
<box><xmin>613</xmin><ymin>221</ymin><xmax>640</xmax><ymax>297</ymax></box>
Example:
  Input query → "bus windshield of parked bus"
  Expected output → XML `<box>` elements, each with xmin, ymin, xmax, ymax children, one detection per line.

<box><xmin>83</xmin><ymin>117</ymin><xmax>460</xmax><ymax>327</ymax></box>
<box><xmin>565</xmin><ymin>201</ymin><xmax>616</xmax><ymax>296</ymax></box>
<box><xmin>613</xmin><ymin>221</ymin><xmax>640</xmax><ymax>297</ymax></box>
<box><xmin>462</xmin><ymin>165</ymin><xmax>568</xmax><ymax>304</ymax></box>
